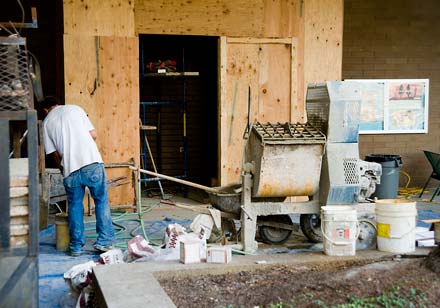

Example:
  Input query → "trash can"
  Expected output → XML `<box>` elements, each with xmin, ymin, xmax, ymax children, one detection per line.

<box><xmin>365</xmin><ymin>154</ymin><xmax>403</xmax><ymax>199</ymax></box>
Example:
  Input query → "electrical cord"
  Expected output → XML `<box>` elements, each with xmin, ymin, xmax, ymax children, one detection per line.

<box><xmin>398</xmin><ymin>170</ymin><xmax>424</xmax><ymax>197</ymax></box>
<box><xmin>84</xmin><ymin>173</ymin><xmax>166</xmax><ymax>249</ymax></box>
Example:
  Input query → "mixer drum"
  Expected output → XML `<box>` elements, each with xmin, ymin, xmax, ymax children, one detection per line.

<box><xmin>247</xmin><ymin>122</ymin><xmax>326</xmax><ymax>198</ymax></box>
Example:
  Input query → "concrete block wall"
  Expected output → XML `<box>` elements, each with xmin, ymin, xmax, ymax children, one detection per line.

<box><xmin>343</xmin><ymin>0</ymin><xmax>440</xmax><ymax>187</ymax></box>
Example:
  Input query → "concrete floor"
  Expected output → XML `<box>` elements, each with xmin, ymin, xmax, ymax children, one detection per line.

<box><xmin>90</xmin><ymin>190</ymin><xmax>440</xmax><ymax>308</ymax></box>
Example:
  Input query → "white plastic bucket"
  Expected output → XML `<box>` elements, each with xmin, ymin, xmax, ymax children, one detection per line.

<box><xmin>375</xmin><ymin>199</ymin><xmax>417</xmax><ymax>253</ymax></box>
<box><xmin>321</xmin><ymin>206</ymin><xmax>358</xmax><ymax>256</ymax></box>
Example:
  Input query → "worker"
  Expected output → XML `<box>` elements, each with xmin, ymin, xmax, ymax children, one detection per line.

<box><xmin>41</xmin><ymin>96</ymin><xmax>115</xmax><ymax>256</ymax></box>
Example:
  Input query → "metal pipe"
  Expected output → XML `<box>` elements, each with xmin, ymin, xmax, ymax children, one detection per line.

<box><xmin>129</xmin><ymin>166</ymin><xmax>220</xmax><ymax>194</ymax></box>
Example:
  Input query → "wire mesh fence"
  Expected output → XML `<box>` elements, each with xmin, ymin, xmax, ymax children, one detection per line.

<box><xmin>0</xmin><ymin>36</ymin><xmax>33</xmax><ymax>111</ymax></box>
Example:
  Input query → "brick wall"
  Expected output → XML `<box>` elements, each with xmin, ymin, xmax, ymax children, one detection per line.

<box><xmin>343</xmin><ymin>0</ymin><xmax>440</xmax><ymax>186</ymax></box>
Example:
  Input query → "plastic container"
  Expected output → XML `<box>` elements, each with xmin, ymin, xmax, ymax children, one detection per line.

<box><xmin>375</xmin><ymin>199</ymin><xmax>417</xmax><ymax>253</ymax></box>
<box><xmin>321</xmin><ymin>206</ymin><xmax>358</xmax><ymax>256</ymax></box>
<box><xmin>55</xmin><ymin>213</ymin><xmax>69</xmax><ymax>251</ymax></box>
<box><xmin>365</xmin><ymin>154</ymin><xmax>403</xmax><ymax>199</ymax></box>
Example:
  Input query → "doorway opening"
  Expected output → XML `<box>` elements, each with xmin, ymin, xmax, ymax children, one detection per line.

<box><xmin>139</xmin><ymin>34</ymin><xmax>218</xmax><ymax>195</ymax></box>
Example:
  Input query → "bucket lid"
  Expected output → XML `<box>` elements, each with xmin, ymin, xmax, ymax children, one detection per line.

<box><xmin>321</xmin><ymin>205</ymin><xmax>356</xmax><ymax>212</ymax></box>
<box><xmin>375</xmin><ymin>199</ymin><xmax>416</xmax><ymax>205</ymax></box>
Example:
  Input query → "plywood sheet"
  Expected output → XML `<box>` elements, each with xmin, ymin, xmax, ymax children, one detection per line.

<box><xmin>263</xmin><ymin>0</ymin><xmax>298</xmax><ymax>37</ymax></box>
<box><xmin>64</xmin><ymin>0</ymin><xmax>135</xmax><ymax>36</ymax></box>
<box><xmin>64</xmin><ymin>35</ymin><xmax>139</xmax><ymax>206</ymax></box>
<box><xmin>219</xmin><ymin>37</ymin><xmax>298</xmax><ymax>185</ymax></box>
<box><xmin>135</xmin><ymin>0</ymin><xmax>265</xmax><ymax>36</ymax></box>
<box><xmin>258</xmin><ymin>43</ymin><xmax>293</xmax><ymax>122</ymax></box>
<box><xmin>268</xmin><ymin>0</ymin><xmax>343</xmax><ymax>123</ymax></box>
<box><xmin>303</xmin><ymin>0</ymin><xmax>343</xmax><ymax>103</ymax></box>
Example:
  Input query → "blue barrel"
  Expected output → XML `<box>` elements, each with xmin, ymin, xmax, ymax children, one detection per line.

<box><xmin>365</xmin><ymin>154</ymin><xmax>403</xmax><ymax>199</ymax></box>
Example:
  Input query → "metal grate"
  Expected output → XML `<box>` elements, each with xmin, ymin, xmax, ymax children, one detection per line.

<box><xmin>343</xmin><ymin>158</ymin><xmax>359</xmax><ymax>184</ymax></box>
<box><xmin>252</xmin><ymin>122</ymin><xmax>326</xmax><ymax>144</ymax></box>
<box><xmin>0</xmin><ymin>37</ymin><xmax>33</xmax><ymax>111</ymax></box>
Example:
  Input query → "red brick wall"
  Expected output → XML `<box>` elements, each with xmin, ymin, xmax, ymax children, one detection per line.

<box><xmin>343</xmin><ymin>0</ymin><xmax>440</xmax><ymax>186</ymax></box>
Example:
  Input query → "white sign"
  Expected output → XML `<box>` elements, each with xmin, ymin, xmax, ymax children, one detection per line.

<box><xmin>349</xmin><ymin>79</ymin><xmax>429</xmax><ymax>134</ymax></box>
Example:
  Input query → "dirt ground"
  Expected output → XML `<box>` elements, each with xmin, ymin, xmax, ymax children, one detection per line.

<box><xmin>159</xmin><ymin>256</ymin><xmax>440</xmax><ymax>308</ymax></box>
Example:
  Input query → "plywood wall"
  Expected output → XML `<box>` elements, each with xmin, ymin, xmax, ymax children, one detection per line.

<box><xmin>64</xmin><ymin>35</ymin><xmax>139</xmax><ymax>205</ymax></box>
<box><xmin>219</xmin><ymin>37</ymin><xmax>298</xmax><ymax>185</ymax></box>
<box><xmin>263</xmin><ymin>0</ymin><xmax>298</xmax><ymax>37</ymax></box>
<box><xmin>64</xmin><ymin>0</ymin><xmax>135</xmax><ymax>36</ymax></box>
<box><xmin>134</xmin><ymin>0</ymin><xmax>343</xmax><ymax>121</ymax></box>
<box><xmin>135</xmin><ymin>0</ymin><xmax>265</xmax><ymax>36</ymax></box>
<box><xmin>63</xmin><ymin>0</ymin><xmax>138</xmax><ymax>206</ymax></box>
<box><xmin>63</xmin><ymin>0</ymin><xmax>344</xmax><ymax>190</ymax></box>
<box><xmin>303</xmin><ymin>0</ymin><xmax>344</xmax><ymax>112</ymax></box>
<box><xmin>135</xmin><ymin>0</ymin><xmax>304</xmax><ymax>37</ymax></box>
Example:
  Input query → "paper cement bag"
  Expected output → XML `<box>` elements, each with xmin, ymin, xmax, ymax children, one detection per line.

<box><xmin>99</xmin><ymin>249</ymin><xmax>125</xmax><ymax>264</ymax></box>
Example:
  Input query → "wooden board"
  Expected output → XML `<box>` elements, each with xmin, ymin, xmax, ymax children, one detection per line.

<box><xmin>11</xmin><ymin>216</ymin><xmax>28</xmax><ymax>225</ymax></box>
<box><xmin>422</xmin><ymin>219</ymin><xmax>440</xmax><ymax>224</ymax></box>
<box><xmin>64</xmin><ymin>0</ymin><xmax>135</xmax><ymax>36</ymax></box>
<box><xmin>64</xmin><ymin>35</ymin><xmax>139</xmax><ymax>206</ymax></box>
<box><xmin>218</xmin><ymin>37</ymin><xmax>298</xmax><ymax>185</ymax></box>
<box><xmin>10</xmin><ymin>224</ymin><xmax>29</xmax><ymax>236</ymax></box>
<box><xmin>10</xmin><ymin>176</ymin><xmax>28</xmax><ymax>188</ymax></box>
<box><xmin>11</xmin><ymin>197</ymin><xmax>28</xmax><ymax>208</ymax></box>
<box><xmin>10</xmin><ymin>235</ymin><xmax>28</xmax><ymax>247</ymax></box>
<box><xmin>135</xmin><ymin>0</ymin><xmax>265</xmax><ymax>36</ymax></box>
<box><xmin>10</xmin><ymin>205</ymin><xmax>28</xmax><ymax>217</ymax></box>
<box><xmin>10</xmin><ymin>187</ymin><xmax>28</xmax><ymax>198</ymax></box>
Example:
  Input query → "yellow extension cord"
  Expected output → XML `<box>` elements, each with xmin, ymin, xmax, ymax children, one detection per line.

<box><xmin>397</xmin><ymin>169</ymin><xmax>440</xmax><ymax>203</ymax></box>
<box><xmin>398</xmin><ymin>170</ymin><xmax>423</xmax><ymax>197</ymax></box>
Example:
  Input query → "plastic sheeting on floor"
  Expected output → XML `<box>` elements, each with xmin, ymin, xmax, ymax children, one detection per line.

<box><xmin>39</xmin><ymin>217</ymin><xmax>192</xmax><ymax>308</ymax></box>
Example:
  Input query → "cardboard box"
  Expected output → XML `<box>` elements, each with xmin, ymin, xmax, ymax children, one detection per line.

<box><xmin>207</xmin><ymin>246</ymin><xmax>232</xmax><ymax>264</ymax></box>
<box><xmin>180</xmin><ymin>240</ymin><xmax>201</xmax><ymax>264</ymax></box>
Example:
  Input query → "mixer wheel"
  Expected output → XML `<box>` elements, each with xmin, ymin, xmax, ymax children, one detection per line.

<box><xmin>356</xmin><ymin>218</ymin><xmax>377</xmax><ymax>250</ymax></box>
<box><xmin>300</xmin><ymin>214</ymin><xmax>323</xmax><ymax>243</ymax></box>
<box><xmin>258</xmin><ymin>215</ymin><xmax>293</xmax><ymax>244</ymax></box>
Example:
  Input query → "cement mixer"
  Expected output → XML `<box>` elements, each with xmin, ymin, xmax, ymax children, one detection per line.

<box><xmin>209</xmin><ymin>81</ymin><xmax>382</xmax><ymax>252</ymax></box>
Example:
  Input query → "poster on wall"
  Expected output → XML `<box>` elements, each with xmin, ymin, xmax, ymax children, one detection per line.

<box><xmin>349</xmin><ymin>79</ymin><xmax>429</xmax><ymax>134</ymax></box>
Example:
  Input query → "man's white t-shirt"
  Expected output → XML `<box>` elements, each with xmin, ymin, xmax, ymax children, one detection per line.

<box><xmin>43</xmin><ymin>105</ymin><xmax>103</xmax><ymax>177</ymax></box>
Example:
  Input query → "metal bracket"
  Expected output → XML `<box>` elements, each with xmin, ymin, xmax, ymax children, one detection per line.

<box><xmin>0</xmin><ymin>7</ymin><xmax>38</xmax><ymax>29</ymax></box>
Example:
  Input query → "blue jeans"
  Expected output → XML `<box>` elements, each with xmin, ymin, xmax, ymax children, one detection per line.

<box><xmin>63</xmin><ymin>163</ymin><xmax>115</xmax><ymax>253</ymax></box>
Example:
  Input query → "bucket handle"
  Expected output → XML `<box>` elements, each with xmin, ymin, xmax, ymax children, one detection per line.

<box><xmin>321</xmin><ymin>219</ymin><xmax>360</xmax><ymax>246</ymax></box>
<box><xmin>385</xmin><ymin>220</ymin><xmax>416</xmax><ymax>239</ymax></box>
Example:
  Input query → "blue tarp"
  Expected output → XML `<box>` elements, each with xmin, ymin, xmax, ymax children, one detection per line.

<box><xmin>38</xmin><ymin>217</ymin><xmax>192</xmax><ymax>308</ymax></box>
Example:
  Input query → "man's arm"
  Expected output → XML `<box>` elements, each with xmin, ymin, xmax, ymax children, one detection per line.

<box><xmin>49</xmin><ymin>151</ymin><xmax>63</xmax><ymax>173</ymax></box>
<box><xmin>89</xmin><ymin>129</ymin><xmax>97</xmax><ymax>140</ymax></box>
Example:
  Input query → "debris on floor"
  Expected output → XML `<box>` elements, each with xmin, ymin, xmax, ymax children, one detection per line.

<box><xmin>39</xmin><ymin>217</ymin><xmax>193</xmax><ymax>308</ymax></box>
